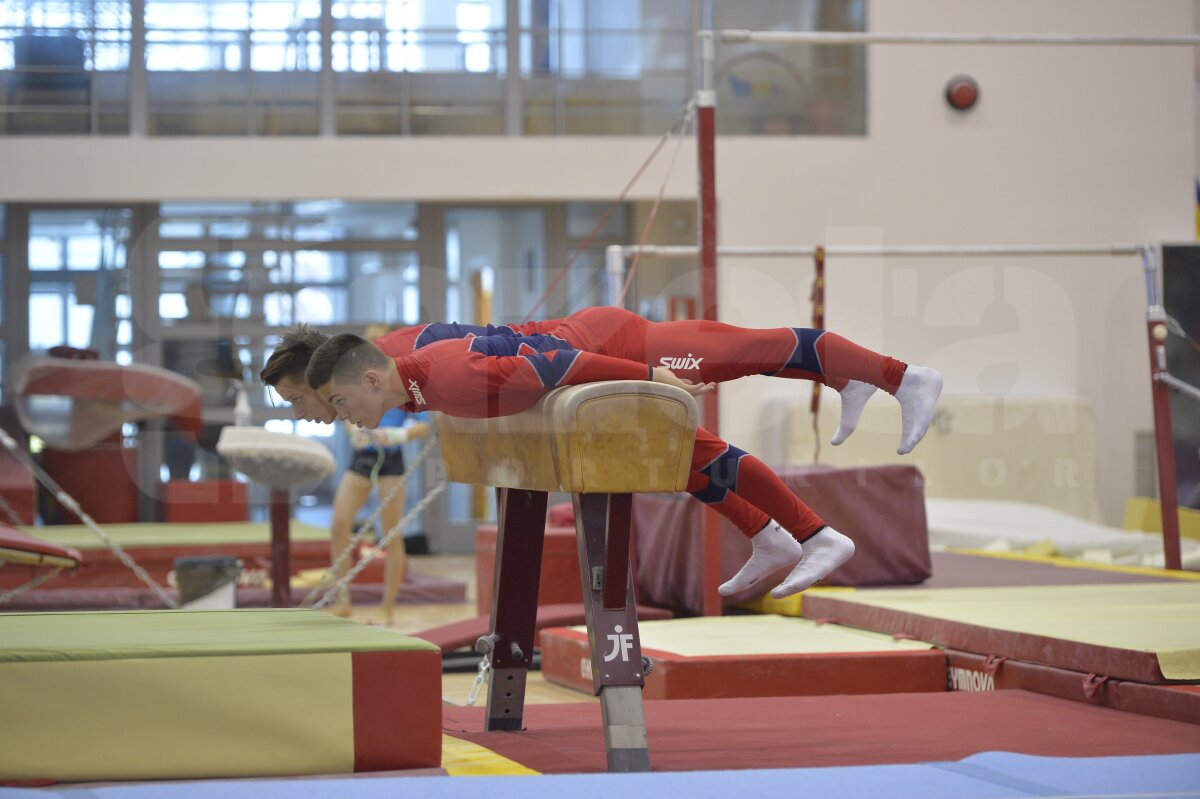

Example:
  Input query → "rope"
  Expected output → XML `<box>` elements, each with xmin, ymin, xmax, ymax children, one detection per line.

<box><xmin>0</xmin><ymin>427</ymin><xmax>178</xmax><ymax>608</ymax></box>
<box><xmin>521</xmin><ymin>102</ymin><xmax>694</xmax><ymax>322</ymax></box>
<box><xmin>300</xmin><ymin>433</ymin><xmax>440</xmax><ymax>608</ymax></box>
<box><xmin>0</xmin><ymin>566</ymin><xmax>64</xmax><ymax>605</ymax></box>
<box><xmin>0</xmin><ymin>493</ymin><xmax>25</xmax><ymax>526</ymax></box>
<box><xmin>308</xmin><ymin>477</ymin><xmax>447</xmax><ymax>611</ymax></box>
<box><xmin>618</xmin><ymin>104</ymin><xmax>695</xmax><ymax>308</ymax></box>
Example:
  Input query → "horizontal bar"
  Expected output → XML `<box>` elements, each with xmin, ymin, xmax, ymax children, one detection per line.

<box><xmin>1158</xmin><ymin>373</ymin><xmax>1200</xmax><ymax>405</ymax></box>
<box><xmin>718</xmin><ymin>30</ymin><xmax>1200</xmax><ymax>47</ymax></box>
<box><xmin>619</xmin><ymin>244</ymin><xmax>1146</xmax><ymax>259</ymax></box>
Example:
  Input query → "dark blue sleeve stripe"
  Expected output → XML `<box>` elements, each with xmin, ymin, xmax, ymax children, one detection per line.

<box><xmin>522</xmin><ymin>349</ymin><xmax>580</xmax><ymax>387</ymax></box>
<box><xmin>764</xmin><ymin>328</ymin><xmax>825</xmax><ymax>376</ymax></box>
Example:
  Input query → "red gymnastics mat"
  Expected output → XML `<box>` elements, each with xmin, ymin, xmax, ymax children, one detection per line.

<box><xmin>0</xmin><ymin>570</ymin><xmax>465</xmax><ymax>611</ymax></box>
<box><xmin>540</xmin><ymin>615</ymin><xmax>947</xmax><ymax>700</ymax></box>
<box><xmin>802</xmin><ymin>583</ymin><xmax>1200</xmax><ymax>684</ymax></box>
<box><xmin>441</xmin><ymin>690</ymin><xmax>1200</xmax><ymax>774</ymax></box>
<box><xmin>946</xmin><ymin>649</ymin><xmax>1200</xmax><ymax>725</ymax></box>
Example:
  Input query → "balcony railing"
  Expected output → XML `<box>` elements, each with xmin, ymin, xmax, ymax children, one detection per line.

<box><xmin>0</xmin><ymin>24</ymin><xmax>865</xmax><ymax>136</ymax></box>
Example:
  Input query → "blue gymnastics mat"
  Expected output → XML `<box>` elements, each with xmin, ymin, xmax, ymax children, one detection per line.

<box><xmin>5</xmin><ymin>752</ymin><xmax>1199</xmax><ymax>799</ymax></box>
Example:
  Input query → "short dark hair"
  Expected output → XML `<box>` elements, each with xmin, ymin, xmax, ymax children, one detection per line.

<box><xmin>306</xmin><ymin>333</ymin><xmax>391</xmax><ymax>390</ymax></box>
<box><xmin>260</xmin><ymin>324</ymin><xmax>329</xmax><ymax>387</ymax></box>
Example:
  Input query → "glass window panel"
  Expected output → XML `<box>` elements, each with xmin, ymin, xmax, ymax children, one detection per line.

<box><xmin>29</xmin><ymin>237</ymin><xmax>63</xmax><ymax>270</ymax></box>
<box><xmin>294</xmin><ymin>250</ymin><xmax>346</xmax><ymax>282</ymax></box>
<box><xmin>29</xmin><ymin>294</ymin><xmax>65</xmax><ymax>349</ymax></box>
<box><xmin>30</xmin><ymin>209</ymin><xmax>131</xmax><ymax>269</ymax></box>
<box><xmin>264</xmin><ymin>292</ymin><xmax>294</xmax><ymax>325</ymax></box>
<box><xmin>295</xmin><ymin>286</ymin><xmax>341</xmax><ymax>324</ymax></box>
<box><xmin>67</xmin><ymin>293</ymin><xmax>94</xmax><ymax>348</ymax></box>
<box><xmin>157</xmin><ymin>221</ymin><xmax>206</xmax><ymax>239</ymax></box>
<box><xmin>67</xmin><ymin>236</ymin><xmax>103</xmax><ymax>270</ymax></box>
<box><xmin>711</xmin><ymin>0</ymin><xmax>866</xmax><ymax>136</ymax></box>
<box><xmin>566</xmin><ymin>202</ymin><xmax>627</xmax><ymax>238</ymax></box>
<box><xmin>211</xmin><ymin>251</ymin><xmax>247</xmax><ymax>268</ymax></box>
<box><xmin>160</xmin><ymin>293</ymin><xmax>187</xmax><ymax>319</ymax></box>
<box><xmin>160</xmin><ymin>251</ymin><xmax>206</xmax><ymax>269</ymax></box>
<box><xmin>117</xmin><ymin>319</ymin><xmax>132</xmax><ymax>345</ymax></box>
<box><xmin>208</xmin><ymin>220</ymin><xmax>252</xmax><ymax>238</ymax></box>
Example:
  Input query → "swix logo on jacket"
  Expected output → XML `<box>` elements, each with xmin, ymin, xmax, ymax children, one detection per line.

<box><xmin>407</xmin><ymin>379</ymin><xmax>426</xmax><ymax>405</ymax></box>
<box><xmin>659</xmin><ymin>354</ymin><xmax>704</xmax><ymax>371</ymax></box>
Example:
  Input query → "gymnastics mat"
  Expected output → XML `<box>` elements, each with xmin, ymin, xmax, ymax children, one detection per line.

<box><xmin>945</xmin><ymin>649</ymin><xmax>1200</xmax><ymax>725</ymax></box>
<box><xmin>4</xmin><ymin>521</ymin><xmax>335</xmax><ymax>590</ymax></box>
<box><xmin>738</xmin><ymin>548</ymin><xmax>1195</xmax><ymax>617</ymax></box>
<box><xmin>413</xmin><ymin>602</ymin><xmax>673</xmax><ymax>654</ymax></box>
<box><xmin>441</xmin><ymin>691</ymin><xmax>1200</xmax><ymax>774</ymax></box>
<box><xmin>540</xmin><ymin>615</ymin><xmax>946</xmax><ymax>699</ymax></box>
<box><xmin>802</xmin><ymin>582</ymin><xmax>1200</xmax><ymax>683</ymax></box>
<box><xmin>0</xmin><ymin>526</ymin><xmax>81</xmax><ymax>570</ymax></box>
<box><xmin>3</xmin><ymin>753</ymin><xmax>1200</xmax><ymax>799</ymax></box>
<box><xmin>0</xmin><ymin>609</ymin><xmax>442</xmax><ymax>782</ymax></box>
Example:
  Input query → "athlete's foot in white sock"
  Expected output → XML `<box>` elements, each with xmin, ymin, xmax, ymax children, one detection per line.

<box><xmin>769</xmin><ymin>527</ymin><xmax>855</xmax><ymax>599</ymax></box>
<box><xmin>831</xmin><ymin>380</ymin><xmax>878</xmax><ymax>446</ymax></box>
<box><xmin>894</xmin><ymin>365</ymin><xmax>944</xmax><ymax>455</ymax></box>
<box><xmin>718</xmin><ymin>520</ymin><xmax>804</xmax><ymax>597</ymax></box>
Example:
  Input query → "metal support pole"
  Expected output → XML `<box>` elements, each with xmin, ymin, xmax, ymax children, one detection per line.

<box><xmin>128</xmin><ymin>0</ymin><xmax>147</xmax><ymax>135</ymax></box>
<box><xmin>269</xmin><ymin>489</ymin><xmax>292</xmax><ymax>606</ymax></box>
<box><xmin>573</xmin><ymin>492</ymin><xmax>649</xmax><ymax>772</ymax></box>
<box><xmin>1141</xmin><ymin>247</ymin><xmax>1183</xmax><ymax>571</ymax></box>
<box><xmin>483</xmin><ymin>487</ymin><xmax>547</xmax><ymax>731</ymax></box>
<box><xmin>717</xmin><ymin>30</ymin><xmax>1200</xmax><ymax>47</ymax></box>
<box><xmin>605</xmin><ymin>244</ymin><xmax>626</xmax><ymax>307</ymax></box>
<box><xmin>504</xmin><ymin>0</ymin><xmax>522</xmax><ymax>135</ymax></box>
<box><xmin>318</xmin><ymin>0</ymin><xmax>335</xmax><ymax>136</ymax></box>
<box><xmin>695</xmin><ymin>30</ymin><xmax>721</xmax><ymax>617</ymax></box>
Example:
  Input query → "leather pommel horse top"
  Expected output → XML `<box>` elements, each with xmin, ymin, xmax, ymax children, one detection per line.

<box><xmin>437</xmin><ymin>381</ymin><xmax>698</xmax><ymax>494</ymax></box>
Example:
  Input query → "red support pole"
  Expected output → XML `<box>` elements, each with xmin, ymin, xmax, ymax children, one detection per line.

<box><xmin>1146</xmin><ymin>317</ymin><xmax>1183</xmax><ymax>571</ymax></box>
<box><xmin>810</xmin><ymin>246</ymin><xmax>826</xmax><ymax>416</ymax></box>
<box><xmin>697</xmin><ymin>94</ymin><xmax>721</xmax><ymax>616</ymax></box>
<box><xmin>269</xmin><ymin>489</ymin><xmax>292</xmax><ymax>607</ymax></box>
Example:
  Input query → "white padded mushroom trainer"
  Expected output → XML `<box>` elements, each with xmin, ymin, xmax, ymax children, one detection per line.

<box><xmin>216</xmin><ymin>427</ymin><xmax>335</xmax><ymax>491</ymax></box>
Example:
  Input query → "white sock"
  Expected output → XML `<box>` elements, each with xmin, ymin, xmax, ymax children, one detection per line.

<box><xmin>769</xmin><ymin>527</ymin><xmax>856</xmax><ymax>599</ymax></box>
<box><xmin>718</xmin><ymin>520</ymin><xmax>804</xmax><ymax>597</ymax></box>
<box><xmin>894</xmin><ymin>365</ymin><xmax>944</xmax><ymax>455</ymax></box>
<box><xmin>830</xmin><ymin>380</ymin><xmax>877</xmax><ymax>446</ymax></box>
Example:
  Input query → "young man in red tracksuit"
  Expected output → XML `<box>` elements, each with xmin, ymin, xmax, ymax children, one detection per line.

<box><xmin>259</xmin><ymin>324</ymin><xmax>822</xmax><ymax>595</ymax></box>
<box><xmin>374</xmin><ymin>305</ymin><xmax>942</xmax><ymax>457</ymax></box>
<box><xmin>305</xmin><ymin>332</ymin><xmax>861</xmax><ymax>600</ymax></box>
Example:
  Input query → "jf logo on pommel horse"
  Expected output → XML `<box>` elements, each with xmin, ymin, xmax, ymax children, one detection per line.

<box><xmin>438</xmin><ymin>380</ymin><xmax>700</xmax><ymax>773</ymax></box>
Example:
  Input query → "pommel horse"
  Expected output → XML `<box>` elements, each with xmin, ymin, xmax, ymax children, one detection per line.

<box><xmin>437</xmin><ymin>380</ymin><xmax>698</xmax><ymax>772</ymax></box>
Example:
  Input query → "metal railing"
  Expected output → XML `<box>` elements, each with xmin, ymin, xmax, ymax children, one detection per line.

<box><xmin>0</xmin><ymin>24</ymin><xmax>866</xmax><ymax>136</ymax></box>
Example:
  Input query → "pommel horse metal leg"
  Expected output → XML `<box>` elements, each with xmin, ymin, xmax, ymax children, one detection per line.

<box><xmin>573</xmin><ymin>491</ymin><xmax>650</xmax><ymax>773</ymax></box>
<box><xmin>481</xmin><ymin>487</ymin><xmax>548</xmax><ymax>731</ymax></box>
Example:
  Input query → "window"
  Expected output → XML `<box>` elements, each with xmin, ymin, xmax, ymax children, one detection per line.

<box><xmin>0</xmin><ymin>0</ymin><xmax>131</xmax><ymax>133</ymax></box>
<box><xmin>27</xmin><ymin>208</ymin><xmax>133</xmax><ymax>358</ymax></box>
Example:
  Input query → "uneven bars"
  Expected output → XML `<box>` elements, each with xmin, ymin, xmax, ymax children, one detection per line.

<box><xmin>613</xmin><ymin>243</ymin><xmax>1146</xmax><ymax>258</ymax></box>
<box><xmin>719</xmin><ymin>30</ymin><xmax>1200</xmax><ymax>47</ymax></box>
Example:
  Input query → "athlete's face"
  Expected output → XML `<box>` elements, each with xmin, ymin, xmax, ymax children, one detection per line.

<box><xmin>273</xmin><ymin>374</ymin><xmax>337</xmax><ymax>424</ymax></box>
<box><xmin>321</xmin><ymin>370</ymin><xmax>387</xmax><ymax>428</ymax></box>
